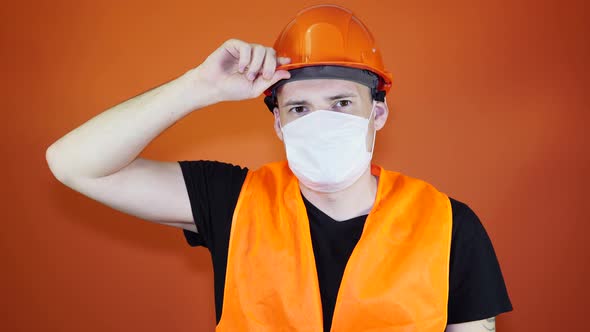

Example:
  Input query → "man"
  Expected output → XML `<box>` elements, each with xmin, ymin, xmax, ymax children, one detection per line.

<box><xmin>46</xmin><ymin>4</ymin><xmax>512</xmax><ymax>332</ymax></box>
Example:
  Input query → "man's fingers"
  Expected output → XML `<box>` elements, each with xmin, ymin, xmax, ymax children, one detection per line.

<box><xmin>246</xmin><ymin>45</ymin><xmax>266</xmax><ymax>81</ymax></box>
<box><xmin>237</xmin><ymin>43</ymin><xmax>251</xmax><ymax>74</ymax></box>
<box><xmin>222</xmin><ymin>39</ymin><xmax>251</xmax><ymax>73</ymax></box>
<box><xmin>269</xmin><ymin>70</ymin><xmax>291</xmax><ymax>86</ymax></box>
<box><xmin>261</xmin><ymin>48</ymin><xmax>277</xmax><ymax>80</ymax></box>
<box><xmin>210</xmin><ymin>39</ymin><xmax>292</xmax><ymax>102</ymax></box>
<box><xmin>253</xmin><ymin>69</ymin><xmax>291</xmax><ymax>93</ymax></box>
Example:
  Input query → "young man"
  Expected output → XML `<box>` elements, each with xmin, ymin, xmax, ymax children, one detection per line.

<box><xmin>46</xmin><ymin>4</ymin><xmax>512</xmax><ymax>332</ymax></box>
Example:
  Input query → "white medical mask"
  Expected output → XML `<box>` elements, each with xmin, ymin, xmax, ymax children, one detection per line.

<box><xmin>279</xmin><ymin>101</ymin><xmax>377</xmax><ymax>193</ymax></box>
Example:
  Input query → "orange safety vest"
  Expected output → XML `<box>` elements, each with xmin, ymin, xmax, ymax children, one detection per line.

<box><xmin>216</xmin><ymin>161</ymin><xmax>452</xmax><ymax>331</ymax></box>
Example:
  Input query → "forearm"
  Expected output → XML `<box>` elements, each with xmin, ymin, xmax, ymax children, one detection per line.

<box><xmin>46</xmin><ymin>67</ymin><xmax>218</xmax><ymax>181</ymax></box>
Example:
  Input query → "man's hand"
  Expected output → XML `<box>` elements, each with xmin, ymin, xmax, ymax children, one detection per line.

<box><xmin>195</xmin><ymin>38</ymin><xmax>291</xmax><ymax>103</ymax></box>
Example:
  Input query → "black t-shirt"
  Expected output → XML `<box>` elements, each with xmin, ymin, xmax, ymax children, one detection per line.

<box><xmin>178</xmin><ymin>160</ymin><xmax>513</xmax><ymax>329</ymax></box>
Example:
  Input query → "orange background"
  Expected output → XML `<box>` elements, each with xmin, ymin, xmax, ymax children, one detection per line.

<box><xmin>1</xmin><ymin>0</ymin><xmax>588</xmax><ymax>331</ymax></box>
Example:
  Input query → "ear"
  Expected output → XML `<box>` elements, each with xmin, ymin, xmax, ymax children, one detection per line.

<box><xmin>273</xmin><ymin>107</ymin><xmax>283</xmax><ymax>141</ymax></box>
<box><xmin>373</xmin><ymin>99</ymin><xmax>389</xmax><ymax>131</ymax></box>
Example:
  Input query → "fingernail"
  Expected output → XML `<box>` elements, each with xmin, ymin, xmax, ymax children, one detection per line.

<box><xmin>248</xmin><ymin>72</ymin><xmax>255</xmax><ymax>80</ymax></box>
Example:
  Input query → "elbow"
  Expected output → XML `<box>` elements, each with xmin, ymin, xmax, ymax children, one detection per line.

<box><xmin>45</xmin><ymin>144</ymin><xmax>71</xmax><ymax>184</ymax></box>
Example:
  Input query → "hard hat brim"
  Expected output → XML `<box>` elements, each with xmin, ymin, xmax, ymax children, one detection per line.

<box><xmin>265</xmin><ymin>62</ymin><xmax>392</xmax><ymax>97</ymax></box>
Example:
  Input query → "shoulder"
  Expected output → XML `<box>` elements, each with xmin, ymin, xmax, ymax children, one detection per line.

<box><xmin>377</xmin><ymin>168</ymin><xmax>483</xmax><ymax>220</ymax></box>
<box><xmin>242</xmin><ymin>161</ymin><xmax>293</xmax><ymax>187</ymax></box>
<box><xmin>378</xmin><ymin>168</ymin><xmax>448</xmax><ymax>200</ymax></box>
<box><xmin>448</xmin><ymin>197</ymin><xmax>489</xmax><ymax>244</ymax></box>
<box><xmin>377</xmin><ymin>167</ymin><xmax>486</xmax><ymax>243</ymax></box>
<box><xmin>449</xmin><ymin>198</ymin><xmax>478</xmax><ymax>221</ymax></box>
<box><xmin>249</xmin><ymin>160</ymin><xmax>290</xmax><ymax>175</ymax></box>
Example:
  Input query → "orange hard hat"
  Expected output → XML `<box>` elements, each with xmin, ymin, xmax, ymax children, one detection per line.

<box><xmin>263</xmin><ymin>4</ymin><xmax>393</xmax><ymax>111</ymax></box>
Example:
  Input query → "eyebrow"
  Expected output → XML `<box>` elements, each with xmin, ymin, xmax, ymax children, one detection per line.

<box><xmin>281</xmin><ymin>93</ymin><xmax>359</xmax><ymax>108</ymax></box>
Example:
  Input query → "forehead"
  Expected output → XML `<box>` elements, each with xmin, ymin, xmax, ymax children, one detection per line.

<box><xmin>276</xmin><ymin>79</ymin><xmax>370</xmax><ymax>101</ymax></box>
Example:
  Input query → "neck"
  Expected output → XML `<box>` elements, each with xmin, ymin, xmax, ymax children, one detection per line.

<box><xmin>299</xmin><ymin>165</ymin><xmax>379</xmax><ymax>222</ymax></box>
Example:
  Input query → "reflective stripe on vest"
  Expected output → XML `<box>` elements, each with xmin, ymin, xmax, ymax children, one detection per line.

<box><xmin>216</xmin><ymin>161</ymin><xmax>452</xmax><ymax>331</ymax></box>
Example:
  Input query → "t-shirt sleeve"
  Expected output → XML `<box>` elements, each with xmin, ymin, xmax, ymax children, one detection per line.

<box><xmin>447</xmin><ymin>198</ymin><xmax>514</xmax><ymax>324</ymax></box>
<box><xmin>176</xmin><ymin>160</ymin><xmax>248</xmax><ymax>250</ymax></box>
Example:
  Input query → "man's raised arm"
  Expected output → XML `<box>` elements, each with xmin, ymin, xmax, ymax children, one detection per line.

<box><xmin>45</xmin><ymin>39</ymin><xmax>290</xmax><ymax>230</ymax></box>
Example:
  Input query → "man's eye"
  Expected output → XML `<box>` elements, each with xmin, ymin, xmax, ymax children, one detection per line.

<box><xmin>289</xmin><ymin>106</ymin><xmax>307</xmax><ymax>113</ymax></box>
<box><xmin>336</xmin><ymin>100</ymin><xmax>352</xmax><ymax>107</ymax></box>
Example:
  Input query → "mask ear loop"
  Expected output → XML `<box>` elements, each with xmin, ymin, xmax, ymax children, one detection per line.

<box><xmin>276</xmin><ymin>109</ymin><xmax>290</xmax><ymax>152</ymax></box>
<box><xmin>275</xmin><ymin>107</ymin><xmax>285</xmax><ymax>133</ymax></box>
<box><xmin>368</xmin><ymin>100</ymin><xmax>378</xmax><ymax>153</ymax></box>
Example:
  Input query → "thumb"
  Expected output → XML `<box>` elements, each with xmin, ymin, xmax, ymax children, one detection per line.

<box><xmin>269</xmin><ymin>70</ymin><xmax>291</xmax><ymax>86</ymax></box>
<box><xmin>253</xmin><ymin>70</ymin><xmax>291</xmax><ymax>93</ymax></box>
